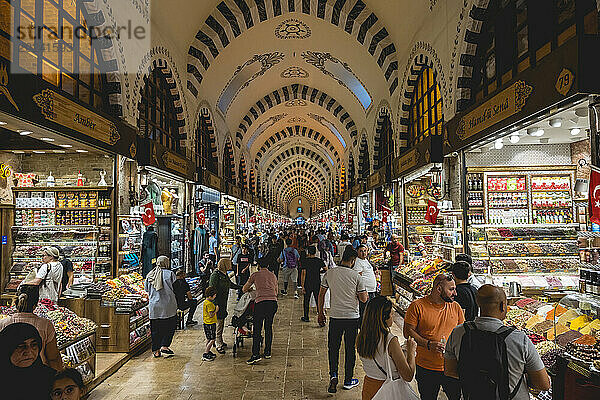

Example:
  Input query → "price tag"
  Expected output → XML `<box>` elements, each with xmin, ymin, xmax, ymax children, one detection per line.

<box><xmin>1</xmin><ymin>236</ymin><xmax>7</xmax><ymax>245</ymax></box>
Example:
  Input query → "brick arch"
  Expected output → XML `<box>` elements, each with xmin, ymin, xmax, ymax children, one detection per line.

<box><xmin>187</xmin><ymin>0</ymin><xmax>399</xmax><ymax>97</ymax></box>
<box><xmin>254</xmin><ymin>126</ymin><xmax>341</xmax><ymax>169</ymax></box>
<box><xmin>237</xmin><ymin>84</ymin><xmax>359</xmax><ymax>149</ymax></box>
<box><xmin>397</xmin><ymin>52</ymin><xmax>444</xmax><ymax>153</ymax></box>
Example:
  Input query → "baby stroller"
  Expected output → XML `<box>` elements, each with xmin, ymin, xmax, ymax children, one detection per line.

<box><xmin>230</xmin><ymin>291</ymin><xmax>256</xmax><ymax>357</ymax></box>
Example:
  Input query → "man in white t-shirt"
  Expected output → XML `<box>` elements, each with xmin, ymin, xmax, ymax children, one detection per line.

<box><xmin>353</xmin><ymin>245</ymin><xmax>377</xmax><ymax>298</ymax></box>
<box><xmin>318</xmin><ymin>247</ymin><xmax>368</xmax><ymax>394</ymax></box>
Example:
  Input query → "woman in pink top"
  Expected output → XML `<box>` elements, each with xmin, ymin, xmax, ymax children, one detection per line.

<box><xmin>243</xmin><ymin>258</ymin><xmax>278</xmax><ymax>365</ymax></box>
<box><xmin>0</xmin><ymin>284</ymin><xmax>63</xmax><ymax>370</ymax></box>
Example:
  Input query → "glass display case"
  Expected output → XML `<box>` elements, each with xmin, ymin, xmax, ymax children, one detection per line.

<box><xmin>117</xmin><ymin>216</ymin><xmax>143</xmax><ymax>276</ymax></box>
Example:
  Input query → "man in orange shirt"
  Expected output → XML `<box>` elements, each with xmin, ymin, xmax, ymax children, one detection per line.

<box><xmin>403</xmin><ymin>274</ymin><xmax>464</xmax><ymax>400</ymax></box>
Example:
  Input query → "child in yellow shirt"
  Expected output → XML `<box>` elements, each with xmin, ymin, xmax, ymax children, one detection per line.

<box><xmin>202</xmin><ymin>286</ymin><xmax>219</xmax><ymax>361</ymax></box>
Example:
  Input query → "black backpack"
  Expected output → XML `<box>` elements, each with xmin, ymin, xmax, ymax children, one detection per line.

<box><xmin>458</xmin><ymin>322</ymin><xmax>524</xmax><ymax>400</ymax></box>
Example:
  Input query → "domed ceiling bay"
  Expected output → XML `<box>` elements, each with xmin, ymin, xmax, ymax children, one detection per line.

<box><xmin>153</xmin><ymin>0</ymin><xmax>430</xmax><ymax>217</ymax></box>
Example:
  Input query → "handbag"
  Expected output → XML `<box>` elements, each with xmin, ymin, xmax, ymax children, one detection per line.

<box><xmin>372</xmin><ymin>341</ymin><xmax>419</xmax><ymax>400</ymax></box>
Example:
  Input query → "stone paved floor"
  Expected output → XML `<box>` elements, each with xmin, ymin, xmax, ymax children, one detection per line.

<box><xmin>89</xmin><ymin>289</ymin><xmax>446</xmax><ymax>400</ymax></box>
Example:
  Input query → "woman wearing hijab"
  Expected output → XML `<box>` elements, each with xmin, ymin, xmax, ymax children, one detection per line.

<box><xmin>1</xmin><ymin>322</ymin><xmax>56</xmax><ymax>399</ymax></box>
<box><xmin>0</xmin><ymin>284</ymin><xmax>63</xmax><ymax>370</ymax></box>
<box><xmin>144</xmin><ymin>255</ymin><xmax>178</xmax><ymax>358</ymax></box>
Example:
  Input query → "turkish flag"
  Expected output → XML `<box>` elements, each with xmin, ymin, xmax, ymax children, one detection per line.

<box><xmin>425</xmin><ymin>199</ymin><xmax>439</xmax><ymax>224</ymax></box>
<box><xmin>195</xmin><ymin>208</ymin><xmax>206</xmax><ymax>225</ymax></box>
<box><xmin>142</xmin><ymin>202</ymin><xmax>156</xmax><ymax>226</ymax></box>
<box><xmin>589</xmin><ymin>168</ymin><xmax>600</xmax><ymax>224</ymax></box>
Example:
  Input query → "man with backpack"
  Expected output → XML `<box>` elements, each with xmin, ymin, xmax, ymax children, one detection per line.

<box><xmin>281</xmin><ymin>239</ymin><xmax>300</xmax><ymax>298</ymax></box>
<box><xmin>444</xmin><ymin>284</ymin><xmax>551</xmax><ymax>400</ymax></box>
<box><xmin>450</xmin><ymin>261</ymin><xmax>479</xmax><ymax>321</ymax></box>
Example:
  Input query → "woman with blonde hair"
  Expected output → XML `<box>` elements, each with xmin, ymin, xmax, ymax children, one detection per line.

<box><xmin>209</xmin><ymin>257</ymin><xmax>242</xmax><ymax>353</ymax></box>
<box><xmin>145</xmin><ymin>255</ymin><xmax>178</xmax><ymax>358</ymax></box>
<box><xmin>29</xmin><ymin>246</ymin><xmax>63</xmax><ymax>302</ymax></box>
<box><xmin>356</xmin><ymin>296</ymin><xmax>417</xmax><ymax>400</ymax></box>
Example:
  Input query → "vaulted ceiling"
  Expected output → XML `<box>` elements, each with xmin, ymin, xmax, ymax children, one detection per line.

<box><xmin>152</xmin><ymin>0</ymin><xmax>430</xmax><ymax>215</ymax></box>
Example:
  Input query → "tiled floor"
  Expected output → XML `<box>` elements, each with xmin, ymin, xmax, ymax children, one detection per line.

<box><xmin>89</xmin><ymin>289</ymin><xmax>444</xmax><ymax>400</ymax></box>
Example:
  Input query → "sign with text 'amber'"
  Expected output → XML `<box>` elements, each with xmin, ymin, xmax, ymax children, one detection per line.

<box><xmin>457</xmin><ymin>81</ymin><xmax>533</xmax><ymax>141</ymax></box>
<box><xmin>158</xmin><ymin>147</ymin><xmax>188</xmax><ymax>177</ymax></box>
<box><xmin>33</xmin><ymin>89</ymin><xmax>120</xmax><ymax>145</ymax></box>
<box><xmin>393</xmin><ymin>148</ymin><xmax>420</xmax><ymax>177</ymax></box>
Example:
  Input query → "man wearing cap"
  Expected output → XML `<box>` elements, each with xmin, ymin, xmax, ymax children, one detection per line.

<box><xmin>29</xmin><ymin>247</ymin><xmax>64</xmax><ymax>302</ymax></box>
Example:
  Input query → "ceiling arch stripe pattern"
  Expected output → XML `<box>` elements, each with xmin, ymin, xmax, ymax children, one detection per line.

<box><xmin>397</xmin><ymin>54</ymin><xmax>439</xmax><ymax>153</ymax></box>
<box><xmin>277</xmin><ymin>175</ymin><xmax>323</xmax><ymax>199</ymax></box>
<box><xmin>254</xmin><ymin>126</ymin><xmax>341</xmax><ymax>168</ymax></box>
<box><xmin>271</xmin><ymin>163</ymin><xmax>328</xmax><ymax>198</ymax></box>
<box><xmin>237</xmin><ymin>84</ymin><xmax>358</xmax><ymax>149</ymax></box>
<box><xmin>265</xmin><ymin>146</ymin><xmax>333</xmax><ymax>180</ymax></box>
<box><xmin>186</xmin><ymin>0</ymin><xmax>399</xmax><ymax>98</ymax></box>
<box><xmin>273</xmin><ymin>169</ymin><xmax>325</xmax><ymax>198</ymax></box>
<box><xmin>271</xmin><ymin>160</ymin><xmax>328</xmax><ymax>191</ymax></box>
<box><xmin>282</xmin><ymin>183</ymin><xmax>319</xmax><ymax>203</ymax></box>
<box><xmin>139</xmin><ymin>59</ymin><xmax>187</xmax><ymax>141</ymax></box>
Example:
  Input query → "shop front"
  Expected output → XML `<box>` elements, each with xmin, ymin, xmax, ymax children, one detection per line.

<box><xmin>445</xmin><ymin>17</ymin><xmax>600</xmax><ymax>398</ymax></box>
<box><xmin>192</xmin><ymin>172</ymin><xmax>221</xmax><ymax>273</ymax></box>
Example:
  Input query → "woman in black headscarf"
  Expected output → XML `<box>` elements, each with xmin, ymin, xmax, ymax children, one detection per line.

<box><xmin>1</xmin><ymin>322</ymin><xmax>56</xmax><ymax>399</ymax></box>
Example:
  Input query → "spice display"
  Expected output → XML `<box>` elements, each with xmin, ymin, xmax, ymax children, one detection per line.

<box><xmin>505</xmin><ymin>308</ymin><xmax>533</xmax><ymax>329</ymax></box>
<box><xmin>541</xmin><ymin>348</ymin><xmax>561</xmax><ymax>370</ymax></box>
<box><xmin>531</xmin><ymin>320</ymin><xmax>554</xmax><ymax>335</ymax></box>
<box><xmin>565</xmin><ymin>342</ymin><xmax>600</xmax><ymax>362</ymax></box>
<box><xmin>570</xmin><ymin>315</ymin><xmax>591</xmax><ymax>331</ymax></box>
<box><xmin>573</xmin><ymin>335</ymin><xmax>597</xmax><ymax>346</ymax></box>
<box><xmin>527</xmin><ymin>332</ymin><xmax>547</xmax><ymax>345</ymax></box>
<box><xmin>535</xmin><ymin>341</ymin><xmax>557</xmax><ymax>355</ymax></box>
<box><xmin>556</xmin><ymin>330</ymin><xmax>584</xmax><ymax>347</ymax></box>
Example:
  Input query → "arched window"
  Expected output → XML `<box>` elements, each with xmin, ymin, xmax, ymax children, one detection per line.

<box><xmin>359</xmin><ymin>137</ymin><xmax>370</xmax><ymax>179</ymax></box>
<box><xmin>138</xmin><ymin>66</ymin><xmax>184</xmax><ymax>155</ymax></box>
<box><xmin>223</xmin><ymin>141</ymin><xmax>235</xmax><ymax>184</ymax></box>
<box><xmin>467</xmin><ymin>0</ymin><xmax>597</xmax><ymax>107</ymax></box>
<box><xmin>375</xmin><ymin>114</ymin><xmax>394</xmax><ymax>170</ymax></box>
<box><xmin>6</xmin><ymin>0</ymin><xmax>111</xmax><ymax>113</ymax></box>
<box><xmin>408</xmin><ymin>67</ymin><xmax>443</xmax><ymax>146</ymax></box>
<box><xmin>197</xmin><ymin>109</ymin><xmax>218</xmax><ymax>174</ymax></box>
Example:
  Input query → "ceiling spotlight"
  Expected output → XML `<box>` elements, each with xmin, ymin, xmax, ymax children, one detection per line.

<box><xmin>19</xmin><ymin>130</ymin><xmax>33</xmax><ymax>135</ymax></box>
<box><xmin>574</xmin><ymin>107</ymin><xmax>589</xmax><ymax>117</ymax></box>
<box><xmin>570</xmin><ymin>128</ymin><xmax>581</xmax><ymax>135</ymax></box>
<box><xmin>76</xmin><ymin>149</ymin><xmax>88</xmax><ymax>153</ymax></box>
<box><xmin>494</xmin><ymin>138</ymin><xmax>504</xmax><ymax>150</ymax></box>
<box><xmin>549</xmin><ymin>118</ymin><xmax>562</xmax><ymax>128</ymax></box>
<box><xmin>53</xmin><ymin>150</ymin><xmax>66</xmax><ymax>153</ymax></box>
<box><xmin>532</xmin><ymin>128</ymin><xmax>545</xmax><ymax>137</ymax></box>
<box><xmin>0</xmin><ymin>121</ymin><xmax>7</xmax><ymax>125</ymax></box>
<box><xmin>59</xmin><ymin>144</ymin><xmax>72</xmax><ymax>148</ymax></box>
<box><xmin>32</xmin><ymin>150</ymin><xmax>46</xmax><ymax>154</ymax></box>
<box><xmin>40</xmin><ymin>137</ymin><xmax>54</xmax><ymax>142</ymax></box>
<box><xmin>509</xmin><ymin>134</ymin><xmax>520</xmax><ymax>144</ymax></box>
<box><xmin>13</xmin><ymin>150</ymin><xmax>25</xmax><ymax>154</ymax></box>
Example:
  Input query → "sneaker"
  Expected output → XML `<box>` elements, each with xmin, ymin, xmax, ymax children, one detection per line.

<box><xmin>186</xmin><ymin>320</ymin><xmax>198</xmax><ymax>326</ymax></box>
<box><xmin>294</xmin><ymin>293</ymin><xmax>299</xmax><ymax>299</ymax></box>
<box><xmin>280</xmin><ymin>289</ymin><xmax>287</xmax><ymax>295</ymax></box>
<box><xmin>216</xmin><ymin>346</ymin><xmax>226</xmax><ymax>354</ymax></box>
<box><xmin>264</xmin><ymin>352</ymin><xmax>271</xmax><ymax>359</ymax></box>
<box><xmin>343</xmin><ymin>378</ymin><xmax>359</xmax><ymax>390</ymax></box>
<box><xmin>300</xmin><ymin>316</ymin><xmax>310</xmax><ymax>322</ymax></box>
<box><xmin>246</xmin><ymin>355</ymin><xmax>262</xmax><ymax>365</ymax></box>
<box><xmin>202</xmin><ymin>353</ymin><xmax>214</xmax><ymax>362</ymax></box>
<box><xmin>328</xmin><ymin>376</ymin><xmax>338</xmax><ymax>393</ymax></box>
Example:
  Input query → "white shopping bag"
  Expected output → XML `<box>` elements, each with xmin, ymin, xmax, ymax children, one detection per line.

<box><xmin>372</xmin><ymin>343</ymin><xmax>419</xmax><ymax>400</ymax></box>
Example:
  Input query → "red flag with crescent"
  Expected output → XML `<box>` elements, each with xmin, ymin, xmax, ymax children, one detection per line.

<box><xmin>142</xmin><ymin>201</ymin><xmax>156</xmax><ymax>226</ymax></box>
<box><xmin>195</xmin><ymin>208</ymin><xmax>206</xmax><ymax>225</ymax></box>
<box><xmin>425</xmin><ymin>199</ymin><xmax>439</xmax><ymax>224</ymax></box>
<box><xmin>590</xmin><ymin>168</ymin><xmax>600</xmax><ymax>224</ymax></box>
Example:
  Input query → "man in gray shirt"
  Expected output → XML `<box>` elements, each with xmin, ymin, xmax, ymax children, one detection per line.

<box><xmin>444</xmin><ymin>285</ymin><xmax>551</xmax><ymax>399</ymax></box>
<box><xmin>318</xmin><ymin>247</ymin><xmax>368</xmax><ymax>394</ymax></box>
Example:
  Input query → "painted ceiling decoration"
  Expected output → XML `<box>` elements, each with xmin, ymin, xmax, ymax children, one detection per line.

<box><xmin>217</xmin><ymin>52</ymin><xmax>286</xmax><ymax>115</ymax></box>
<box><xmin>308</xmin><ymin>113</ymin><xmax>347</xmax><ymax>148</ymax></box>
<box><xmin>279</xmin><ymin>180</ymin><xmax>321</xmax><ymax>204</ymax></box>
<box><xmin>288</xmin><ymin>116</ymin><xmax>306</xmax><ymax>123</ymax></box>
<box><xmin>254</xmin><ymin>126</ymin><xmax>341</xmax><ymax>168</ymax></box>
<box><xmin>186</xmin><ymin>0</ymin><xmax>399</xmax><ymax>98</ymax></box>
<box><xmin>302</xmin><ymin>51</ymin><xmax>372</xmax><ymax>110</ymax></box>
<box><xmin>245</xmin><ymin>113</ymin><xmax>288</xmax><ymax>149</ymax></box>
<box><xmin>275</xmin><ymin>19</ymin><xmax>312</xmax><ymax>39</ymax></box>
<box><xmin>237</xmin><ymin>84</ymin><xmax>359</xmax><ymax>148</ymax></box>
<box><xmin>261</xmin><ymin>141</ymin><xmax>335</xmax><ymax>178</ymax></box>
<box><xmin>281</xmin><ymin>66</ymin><xmax>309</xmax><ymax>79</ymax></box>
<box><xmin>285</xmin><ymin>99</ymin><xmax>308</xmax><ymax>107</ymax></box>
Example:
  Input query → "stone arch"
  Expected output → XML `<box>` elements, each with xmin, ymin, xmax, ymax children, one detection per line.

<box><xmin>196</xmin><ymin>107</ymin><xmax>219</xmax><ymax>175</ymax></box>
<box><xmin>187</xmin><ymin>0</ymin><xmax>399</xmax><ymax>97</ymax></box>
<box><xmin>358</xmin><ymin>134</ymin><xmax>371</xmax><ymax>179</ymax></box>
<box><xmin>238</xmin><ymin>155</ymin><xmax>248</xmax><ymax>188</ymax></box>
<box><xmin>223</xmin><ymin>138</ymin><xmax>236</xmax><ymax>183</ymax></box>
<box><xmin>374</xmin><ymin>105</ymin><xmax>394</xmax><ymax>170</ymax></box>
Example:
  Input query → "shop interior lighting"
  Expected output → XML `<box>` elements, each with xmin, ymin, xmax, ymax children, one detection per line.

<box><xmin>509</xmin><ymin>133</ymin><xmax>520</xmax><ymax>144</ymax></box>
<box><xmin>527</xmin><ymin>127</ymin><xmax>544</xmax><ymax>137</ymax></box>
<box><xmin>549</xmin><ymin>118</ymin><xmax>562</xmax><ymax>127</ymax></box>
<box><xmin>575</xmin><ymin>107</ymin><xmax>589</xmax><ymax>117</ymax></box>
<box><xmin>40</xmin><ymin>137</ymin><xmax>54</xmax><ymax>142</ymax></box>
<box><xmin>13</xmin><ymin>150</ymin><xmax>25</xmax><ymax>154</ymax></box>
<box><xmin>18</xmin><ymin>130</ymin><xmax>33</xmax><ymax>135</ymax></box>
<box><xmin>494</xmin><ymin>138</ymin><xmax>504</xmax><ymax>150</ymax></box>
<box><xmin>59</xmin><ymin>144</ymin><xmax>72</xmax><ymax>148</ymax></box>
<box><xmin>0</xmin><ymin>121</ymin><xmax>7</xmax><ymax>125</ymax></box>
<box><xmin>53</xmin><ymin>150</ymin><xmax>66</xmax><ymax>153</ymax></box>
<box><xmin>76</xmin><ymin>149</ymin><xmax>88</xmax><ymax>153</ymax></box>
<box><xmin>570</xmin><ymin>128</ymin><xmax>581</xmax><ymax>135</ymax></box>
<box><xmin>32</xmin><ymin>150</ymin><xmax>46</xmax><ymax>154</ymax></box>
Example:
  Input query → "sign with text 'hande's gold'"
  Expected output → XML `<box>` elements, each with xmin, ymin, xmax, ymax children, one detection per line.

<box><xmin>457</xmin><ymin>81</ymin><xmax>533</xmax><ymax>141</ymax></box>
<box><xmin>393</xmin><ymin>148</ymin><xmax>420</xmax><ymax>177</ymax></box>
<box><xmin>33</xmin><ymin>89</ymin><xmax>120</xmax><ymax>145</ymax></box>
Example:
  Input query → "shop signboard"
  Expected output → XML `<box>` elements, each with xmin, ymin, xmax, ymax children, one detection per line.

<box><xmin>137</xmin><ymin>138</ymin><xmax>195</xmax><ymax>181</ymax></box>
<box><xmin>351</xmin><ymin>183</ymin><xmax>363</xmax><ymax>198</ymax></box>
<box><xmin>204</xmin><ymin>171</ymin><xmax>224</xmax><ymax>192</ymax></box>
<box><xmin>243</xmin><ymin>191</ymin><xmax>251</xmax><ymax>203</ymax></box>
<box><xmin>0</xmin><ymin>63</ymin><xmax>137</xmax><ymax>158</ymax></box>
<box><xmin>230</xmin><ymin>185</ymin><xmax>242</xmax><ymax>199</ymax></box>
<box><xmin>367</xmin><ymin>168</ymin><xmax>386</xmax><ymax>190</ymax></box>
<box><xmin>392</xmin><ymin>136</ymin><xmax>443</xmax><ymax>179</ymax></box>
<box><xmin>445</xmin><ymin>36</ymin><xmax>600</xmax><ymax>154</ymax></box>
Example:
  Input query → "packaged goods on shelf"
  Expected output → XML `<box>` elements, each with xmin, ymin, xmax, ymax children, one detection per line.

<box><xmin>102</xmin><ymin>273</ymin><xmax>148</xmax><ymax>307</ymax></box>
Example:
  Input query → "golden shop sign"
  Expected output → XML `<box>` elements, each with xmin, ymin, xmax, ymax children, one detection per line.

<box><xmin>393</xmin><ymin>148</ymin><xmax>420</xmax><ymax>176</ymax></box>
<box><xmin>457</xmin><ymin>81</ymin><xmax>533</xmax><ymax>141</ymax></box>
<box><xmin>33</xmin><ymin>89</ymin><xmax>120</xmax><ymax>145</ymax></box>
<box><xmin>161</xmin><ymin>150</ymin><xmax>188</xmax><ymax>176</ymax></box>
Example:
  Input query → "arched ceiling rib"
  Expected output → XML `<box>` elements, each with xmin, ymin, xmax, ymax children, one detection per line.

<box><xmin>274</xmin><ymin>171</ymin><xmax>325</xmax><ymax>200</ymax></box>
